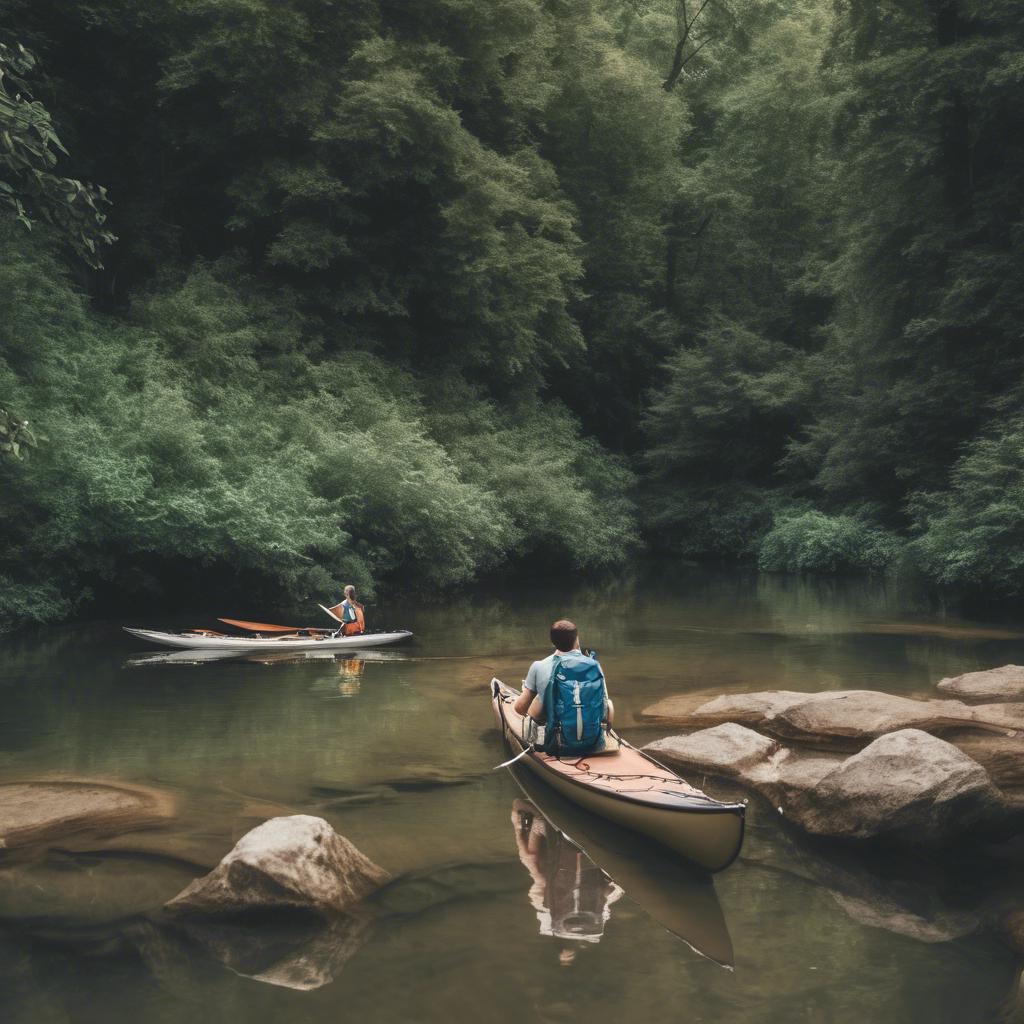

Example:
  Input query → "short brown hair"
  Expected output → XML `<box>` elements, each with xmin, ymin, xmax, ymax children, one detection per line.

<box><xmin>550</xmin><ymin>619</ymin><xmax>578</xmax><ymax>651</ymax></box>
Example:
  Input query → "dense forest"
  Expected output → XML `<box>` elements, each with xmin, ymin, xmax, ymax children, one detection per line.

<box><xmin>1</xmin><ymin>0</ymin><xmax>1023</xmax><ymax>626</ymax></box>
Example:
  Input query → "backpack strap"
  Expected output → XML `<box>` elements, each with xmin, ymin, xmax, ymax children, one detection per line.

<box><xmin>542</xmin><ymin>654</ymin><xmax>562</xmax><ymax>750</ymax></box>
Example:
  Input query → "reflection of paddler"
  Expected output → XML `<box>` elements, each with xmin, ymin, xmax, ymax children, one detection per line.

<box><xmin>337</xmin><ymin>657</ymin><xmax>364</xmax><ymax>696</ymax></box>
<box><xmin>509</xmin><ymin>764</ymin><xmax>735</xmax><ymax>968</ymax></box>
<box><xmin>324</xmin><ymin>585</ymin><xmax>366</xmax><ymax>636</ymax></box>
<box><xmin>512</xmin><ymin>798</ymin><xmax>622</xmax><ymax>958</ymax></box>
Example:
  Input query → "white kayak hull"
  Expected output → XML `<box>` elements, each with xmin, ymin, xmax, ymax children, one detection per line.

<box><xmin>123</xmin><ymin>627</ymin><xmax>413</xmax><ymax>652</ymax></box>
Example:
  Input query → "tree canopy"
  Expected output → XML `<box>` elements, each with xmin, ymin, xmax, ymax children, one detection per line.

<box><xmin>2</xmin><ymin>0</ymin><xmax>1024</xmax><ymax>625</ymax></box>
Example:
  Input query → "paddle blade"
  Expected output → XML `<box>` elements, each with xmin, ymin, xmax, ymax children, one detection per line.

<box><xmin>320</xmin><ymin>603</ymin><xmax>345</xmax><ymax>624</ymax></box>
<box><xmin>218</xmin><ymin>618</ymin><xmax>300</xmax><ymax>633</ymax></box>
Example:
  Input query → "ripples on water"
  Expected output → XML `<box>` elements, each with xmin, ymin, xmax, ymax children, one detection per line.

<box><xmin>0</xmin><ymin>571</ymin><xmax>1022</xmax><ymax>1023</ymax></box>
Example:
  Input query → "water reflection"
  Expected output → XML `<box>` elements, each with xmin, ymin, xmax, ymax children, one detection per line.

<box><xmin>144</xmin><ymin>914</ymin><xmax>371</xmax><ymax>991</ymax></box>
<box><xmin>512</xmin><ymin>798</ymin><xmax>623</xmax><ymax>960</ymax></box>
<box><xmin>336</xmin><ymin>659</ymin><xmax>364</xmax><ymax>697</ymax></box>
<box><xmin>123</xmin><ymin>649</ymin><xmax>408</xmax><ymax>669</ymax></box>
<box><xmin>508</xmin><ymin>766</ymin><xmax>734</xmax><ymax>968</ymax></box>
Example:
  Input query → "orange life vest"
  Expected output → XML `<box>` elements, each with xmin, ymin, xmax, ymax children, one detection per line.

<box><xmin>342</xmin><ymin>604</ymin><xmax>366</xmax><ymax>636</ymax></box>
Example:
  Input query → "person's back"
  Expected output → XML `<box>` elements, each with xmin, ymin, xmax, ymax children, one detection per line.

<box><xmin>327</xmin><ymin>585</ymin><xmax>366</xmax><ymax>635</ymax></box>
<box><xmin>514</xmin><ymin>619</ymin><xmax>610</xmax><ymax>755</ymax></box>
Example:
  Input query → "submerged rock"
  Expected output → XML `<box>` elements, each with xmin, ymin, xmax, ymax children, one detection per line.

<box><xmin>0</xmin><ymin>780</ymin><xmax>176</xmax><ymax>851</ymax></box>
<box><xmin>646</xmin><ymin>726</ymin><xmax>1009</xmax><ymax>844</ymax></box>
<box><xmin>0</xmin><ymin>851</ymin><xmax>195</xmax><ymax>925</ymax></box>
<box><xmin>1000</xmin><ymin>909</ymin><xmax>1024</xmax><ymax>957</ymax></box>
<box><xmin>381</xmin><ymin>765</ymin><xmax>484</xmax><ymax>792</ymax></box>
<box><xmin>937</xmin><ymin>665</ymin><xmax>1024</xmax><ymax>704</ymax></box>
<box><xmin>371</xmin><ymin>862</ymin><xmax>523</xmax><ymax>917</ymax></box>
<box><xmin>164</xmin><ymin>815</ymin><xmax>390</xmax><ymax>918</ymax></box>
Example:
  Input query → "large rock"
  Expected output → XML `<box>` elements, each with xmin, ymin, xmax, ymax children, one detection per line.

<box><xmin>164</xmin><ymin>815</ymin><xmax>390</xmax><ymax>918</ymax></box>
<box><xmin>641</xmin><ymin>691</ymin><xmax>809</xmax><ymax>729</ymax></box>
<box><xmin>0</xmin><ymin>780</ymin><xmax>176</xmax><ymax>851</ymax></box>
<box><xmin>947</xmin><ymin>734</ymin><xmax>1024</xmax><ymax>792</ymax></box>
<box><xmin>646</xmin><ymin>726</ymin><xmax>1009</xmax><ymax>844</ymax></box>
<box><xmin>771</xmin><ymin>691</ymin><xmax>1024</xmax><ymax>744</ymax></box>
<box><xmin>938</xmin><ymin>665</ymin><xmax>1024</xmax><ymax>703</ymax></box>
<box><xmin>640</xmin><ymin>689</ymin><xmax>1024</xmax><ymax>749</ymax></box>
<box><xmin>647</xmin><ymin>724</ymin><xmax>840</xmax><ymax>803</ymax></box>
<box><xmin>646</xmin><ymin>723</ymin><xmax>779</xmax><ymax>776</ymax></box>
<box><xmin>789</xmin><ymin>730</ymin><xmax>1005</xmax><ymax>843</ymax></box>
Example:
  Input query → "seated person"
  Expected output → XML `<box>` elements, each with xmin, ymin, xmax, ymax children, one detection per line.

<box><xmin>515</xmin><ymin>619</ymin><xmax>613</xmax><ymax>754</ymax></box>
<box><xmin>327</xmin><ymin>585</ymin><xmax>366</xmax><ymax>636</ymax></box>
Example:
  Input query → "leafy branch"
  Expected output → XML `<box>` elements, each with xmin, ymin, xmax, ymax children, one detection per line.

<box><xmin>0</xmin><ymin>42</ymin><xmax>115</xmax><ymax>268</ymax></box>
<box><xmin>663</xmin><ymin>0</ymin><xmax>716</xmax><ymax>91</ymax></box>
<box><xmin>0</xmin><ymin>406</ymin><xmax>36</xmax><ymax>460</ymax></box>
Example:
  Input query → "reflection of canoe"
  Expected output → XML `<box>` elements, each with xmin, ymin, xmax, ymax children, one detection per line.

<box><xmin>123</xmin><ymin>627</ymin><xmax>413</xmax><ymax>652</ymax></box>
<box><xmin>491</xmin><ymin>678</ymin><xmax>744</xmax><ymax>872</ymax></box>
<box><xmin>509</xmin><ymin>765</ymin><xmax>734</xmax><ymax>967</ymax></box>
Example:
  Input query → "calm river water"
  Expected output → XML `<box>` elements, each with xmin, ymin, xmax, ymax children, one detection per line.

<box><xmin>1</xmin><ymin>570</ymin><xmax>1022</xmax><ymax>1023</ymax></box>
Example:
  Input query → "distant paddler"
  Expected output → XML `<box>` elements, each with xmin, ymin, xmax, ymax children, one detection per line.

<box><xmin>321</xmin><ymin>585</ymin><xmax>366</xmax><ymax>636</ymax></box>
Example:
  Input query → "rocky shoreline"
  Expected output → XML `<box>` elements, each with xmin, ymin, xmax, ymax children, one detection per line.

<box><xmin>641</xmin><ymin>663</ymin><xmax>1024</xmax><ymax>845</ymax></box>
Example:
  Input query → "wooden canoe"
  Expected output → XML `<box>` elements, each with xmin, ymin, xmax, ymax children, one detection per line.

<box><xmin>490</xmin><ymin>678</ymin><xmax>745</xmax><ymax>873</ymax></box>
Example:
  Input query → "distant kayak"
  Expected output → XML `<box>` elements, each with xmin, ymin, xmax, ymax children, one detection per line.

<box><xmin>490</xmin><ymin>678</ymin><xmax>745</xmax><ymax>873</ymax></box>
<box><xmin>123</xmin><ymin>627</ymin><xmax>413</xmax><ymax>652</ymax></box>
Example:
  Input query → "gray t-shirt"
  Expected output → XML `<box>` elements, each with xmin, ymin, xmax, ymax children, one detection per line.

<box><xmin>524</xmin><ymin>649</ymin><xmax>583</xmax><ymax>706</ymax></box>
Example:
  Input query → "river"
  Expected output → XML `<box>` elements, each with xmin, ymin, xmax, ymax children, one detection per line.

<box><xmin>1</xmin><ymin>570</ymin><xmax>1022</xmax><ymax>1022</ymax></box>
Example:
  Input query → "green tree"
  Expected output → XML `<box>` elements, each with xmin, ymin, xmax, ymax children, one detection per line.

<box><xmin>641</xmin><ymin>4</ymin><xmax>835</xmax><ymax>556</ymax></box>
<box><xmin>0</xmin><ymin>41</ymin><xmax>114</xmax><ymax>267</ymax></box>
<box><xmin>789</xmin><ymin>0</ymin><xmax>1024</xmax><ymax>518</ymax></box>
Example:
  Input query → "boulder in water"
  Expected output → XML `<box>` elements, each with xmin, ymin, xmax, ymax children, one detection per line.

<box><xmin>789</xmin><ymin>729</ymin><xmax>1006</xmax><ymax>843</ymax></box>
<box><xmin>164</xmin><ymin>815</ymin><xmax>390</xmax><ymax>918</ymax></box>
<box><xmin>640</xmin><ymin>689</ymin><xmax>1024</xmax><ymax>749</ymax></box>
<box><xmin>646</xmin><ymin>722</ymin><xmax>779</xmax><ymax>776</ymax></box>
<box><xmin>937</xmin><ymin>665</ymin><xmax>1024</xmax><ymax>704</ymax></box>
<box><xmin>647</xmin><ymin>726</ymin><xmax>1010</xmax><ymax>844</ymax></box>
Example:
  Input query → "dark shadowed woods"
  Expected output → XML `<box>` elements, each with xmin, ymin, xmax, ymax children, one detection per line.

<box><xmin>2</xmin><ymin>0</ymin><xmax>1023</xmax><ymax>626</ymax></box>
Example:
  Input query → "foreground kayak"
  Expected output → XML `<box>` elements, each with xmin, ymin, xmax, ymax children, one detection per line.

<box><xmin>490</xmin><ymin>678</ymin><xmax>745</xmax><ymax>872</ymax></box>
<box><xmin>123</xmin><ymin>627</ymin><xmax>413</xmax><ymax>652</ymax></box>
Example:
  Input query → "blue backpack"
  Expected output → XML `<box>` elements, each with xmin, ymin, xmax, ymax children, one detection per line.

<box><xmin>541</xmin><ymin>651</ymin><xmax>607</xmax><ymax>756</ymax></box>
